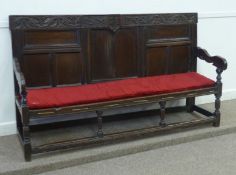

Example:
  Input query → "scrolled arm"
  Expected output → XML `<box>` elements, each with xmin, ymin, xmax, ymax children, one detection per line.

<box><xmin>196</xmin><ymin>47</ymin><xmax>227</xmax><ymax>98</ymax></box>
<box><xmin>13</xmin><ymin>57</ymin><xmax>27</xmax><ymax>104</ymax></box>
<box><xmin>196</xmin><ymin>47</ymin><xmax>228</xmax><ymax>71</ymax></box>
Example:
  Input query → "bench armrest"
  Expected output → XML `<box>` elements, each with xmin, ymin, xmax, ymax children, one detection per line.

<box><xmin>196</xmin><ymin>47</ymin><xmax>228</xmax><ymax>71</ymax></box>
<box><xmin>196</xmin><ymin>47</ymin><xmax>227</xmax><ymax>97</ymax></box>
<box><xmin>13</xmin><ymin>57</ymin><xmax>27</xmax><ymax>103</ymax></box>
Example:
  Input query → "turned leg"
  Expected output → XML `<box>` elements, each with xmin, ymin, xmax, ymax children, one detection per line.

<box><xmin>159</xmin><ymin>101</ymin><xmax>167</xmax><ymax>127</ymax></box>
<box><xmin>96</xmin><ymin>110</ymin><xmax>103</xmax><ymax>137</ymax></box>
<box><xmin>213</xmin><ymin>68</ymin><xmax>223</xmax><ymax>127</ymax></box>
<box><xmin>186</xmin><ymin>97</ymin><xmax>195</xmax><ymax>113</ymax></box>
<box><xmin>213</xmin><ymin>94</ymin><xmax>221</xmax><ymax>127</ymax></box>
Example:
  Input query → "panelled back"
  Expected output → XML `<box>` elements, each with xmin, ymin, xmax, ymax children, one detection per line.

<box><xmin>10</xmin><ymin>14</ymin><xmax>197</xmax><ymax>88</ymax></box>
<box><xmin>87</xmin><ymin>27</ymin><xmax>138</xmax><ymax>83</ymax></box>
<box><xmin>144</xmin><ymin>24</ymin><xmax>194</xmax><ymax>76</ymax></box>
<box><xmin>12</xmin><ymin>29</ymin><xmax>82</xmax><ymax>87</ymax></box>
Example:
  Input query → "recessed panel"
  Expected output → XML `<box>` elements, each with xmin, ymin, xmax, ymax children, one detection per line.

<box><xmin>148</xmin><ymin>25</ymin><xmax>189</xmax><ymax>39</ymax></box>
<box><xmin>25</xmin><ymin>31</ymin><xmax>78</xmax><ymax>45</ymax></box>
<box><xmin>89</xmin><ymin>30</ymin><xmax>113</xmax><ymax>81</ymax></box>
<box><xmin>169</xmin><ymin>45</ymin><xmax>190</xmax><ymax>74</ymax></box>
<box><xmin>55</xmin><ymin>53</ymin><xmax>82</xmax><ymax>85</ymax></box>
<box><xmin>114</xmin><ymin>29</ymin><xmax>138</xmax><ymax>78</ymax></box>
<box><xmin>146</xmin><ymin>47</ymin><xmax>168</xmax><ymax>76</ymax></box>
<box><xmin>23</xmin><ymin>54</ymin><xmax>51</xmax><ymax>87</ymax></box>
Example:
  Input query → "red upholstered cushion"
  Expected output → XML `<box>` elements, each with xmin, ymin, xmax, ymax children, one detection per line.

<box><xmin>27</xmin><ymin>72</ymin><xmax>215</xmax><ymax>109</ymax></box>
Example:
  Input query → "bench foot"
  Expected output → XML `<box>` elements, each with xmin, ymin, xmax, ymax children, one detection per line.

<box><xmin>23</xmin><ymin>125</ymin><xmax>32</xmax><ymax>161</ymax></box>
<box><xmin>213</xmin><ymin>107</ymin><xmax>221</xmax><ymax>127</ymax></box>
<box><xmin>24</xmin><ymin>142</ymin><xmax>32</xmax><ymax>162</ymax></box>
<box><xmin>96</xmin><ymin>110</ymin><xmax>104</xmax><ymax>137</ymax></box>
<box><xmin>213</xmin><ymin>119</ymin><xmax>220</xmax><ymax>127</ymax></box>
<box><xmin>159</xmin><ymin>101</ymin><xmax>167</xmax><ymax>127</ymax></box>
<box><xmin>213</xmin><ymin>96</ymin><xmax>221</xmax><ymax>127</ymax></box>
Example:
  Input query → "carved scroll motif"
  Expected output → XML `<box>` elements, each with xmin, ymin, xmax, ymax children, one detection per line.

<box><xmin>10</xmin><ymin>13</ymin><xmax>197</xmax><ymax>30</ymax></box>
<box><xmin>121</xmin><ymin>13</ymin><xmax>197</xmax><ymax>26</ymax></box>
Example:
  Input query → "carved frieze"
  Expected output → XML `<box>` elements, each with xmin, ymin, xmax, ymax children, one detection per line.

<box><xmin>10</xmin><ymin>13</ymin><xmax>197</xmax><ymax>30</ymax></box>
<box><xmin>81</xmin><ymin>15</ymin><xmax>120</xmax><ymax>32</ymax></box>
<box><xmin>121</xmin><ymin>13</ymin><xmax>197</xmax><ymax>26</ymax></box>
<box><xmin>10</xmin><ymin>16</ymin><xmax>82</xmax><ymax>30</ymax></box>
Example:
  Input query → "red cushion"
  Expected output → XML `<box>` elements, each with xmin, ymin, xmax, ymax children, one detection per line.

<box><xmin>27</xmin><ymin>72</ymin><xmax>215</xmax><ymax>109</ymax></box>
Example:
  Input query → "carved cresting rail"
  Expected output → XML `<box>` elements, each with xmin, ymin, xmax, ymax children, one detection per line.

<box><xmin>10</xmin><ymin>13</ymin><xmax>197</xmax><ymax>30</ymax></box>
<box><xmin>10</xmin><ymin>13</ymin><xmax>227</xmax><ymax>161</ymax></box>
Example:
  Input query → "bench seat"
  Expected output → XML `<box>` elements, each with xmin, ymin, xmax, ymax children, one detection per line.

<box><xmin>27</xmin><ymin>72</ymin><xmax>215</xmax><ymax>109</ymax></box>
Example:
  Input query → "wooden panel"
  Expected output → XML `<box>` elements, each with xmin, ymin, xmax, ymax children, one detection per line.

<box><xmin>145</xmin><ymin>25</ymin><xmax>191</xmax><ymax>76</ymax></box>
<box><xmin>89</xmin><ymin>30</ymin><xmax>113</xmax><ymax>82</ymax></box>
<box><xmin>169</xmin><ymin>45</ymin><xmax>190</xmax><ymax>74</ymax></box>
<box><xmin>148</xmin><ymin>25</ymin><xmax>189</xmax><ymax>39</ymax></box>
<box><xmin>55</xmin><ymin>53</ymin><xmax>82</xmax><ymax>85</ymax></box>
<box><xmin>22</xmin><ymin>54</ymin><xmax>51</xmax><ymax>87</ymax></box>
<box><xmin>25</xmin><ymin>31</ymin><xmax>77</xmax><ymax>45</ymax></box>
<box><xmin>11</xmin><ymin>14</ymin><xmax>197</xmax><ymax>89</ymax></box>
<box><xmin>114</xmin><ymin>29</ymin><xmax>138</xmax><ymax>78</ymax></box>
<box><xmin>146</xmin><ymin>47</ymin><xmax>168</xmax><ymax>76</ymax></box>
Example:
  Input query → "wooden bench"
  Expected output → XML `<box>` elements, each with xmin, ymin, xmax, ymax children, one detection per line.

<box><xmin>9</xmin><ymin>13</ymin><xmax>227</xmax><ymax>161</ymax></box>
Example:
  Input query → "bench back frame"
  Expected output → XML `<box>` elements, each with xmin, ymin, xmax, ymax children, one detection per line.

<box><xmin>10</xmin><ymin>13</ymin><xmax>198</xmax><ymax>88</ymax></box>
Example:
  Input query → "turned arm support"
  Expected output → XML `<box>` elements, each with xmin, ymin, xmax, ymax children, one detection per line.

<box><xmin>196</xmin><ymin>47</ymin><xmax>228</xmax><ymax>97</ymax></box>
<box><xmin>196</xmin><ymin>47</ymin><xmax>228</xmax><ymax>71</ymax></box>
<box><xmin>13</xmin><ymin>57</ymin><xmax>27</xmax><ymax>104</ymax></box>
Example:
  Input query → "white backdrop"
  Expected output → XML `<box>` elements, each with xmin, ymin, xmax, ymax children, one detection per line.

<box><xmin>0</xmin><ymin>0</ymin><xmax>236</xmax><ymax>136</ymax></box>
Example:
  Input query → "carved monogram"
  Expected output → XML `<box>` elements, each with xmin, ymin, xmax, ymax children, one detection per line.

<box><xmin>10</xmin><ymin>13</ymin><xmax>197</xmax><ymax>30</ymax></box>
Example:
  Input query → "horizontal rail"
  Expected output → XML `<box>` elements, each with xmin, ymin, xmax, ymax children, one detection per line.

<box><xmin>32</xmin><ymin>117</ymin><xmax>215</xmax><ymax>154</ymax></box>
<box><xmin>193</xmin><ymin>105</ymin><xmax>214</xmax><ymax>117</ymax></box>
